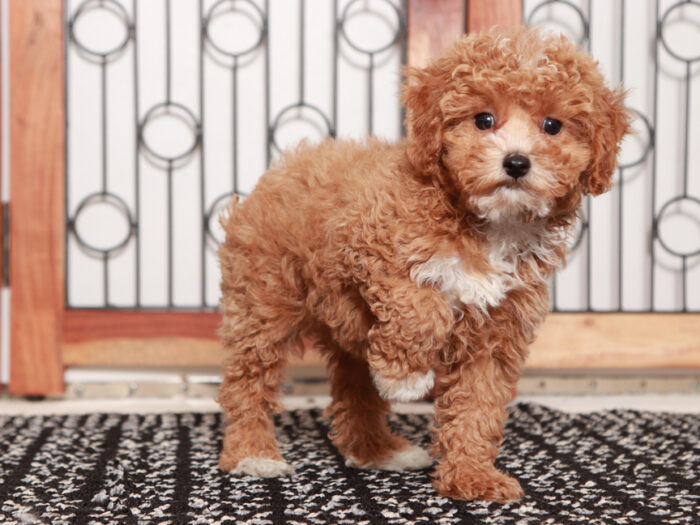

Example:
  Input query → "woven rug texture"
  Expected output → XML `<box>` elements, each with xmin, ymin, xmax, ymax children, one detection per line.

<box><xmin>0</xmin><ymin>403</ymin><xmax>698</xmax><ymax>524</ymax></box>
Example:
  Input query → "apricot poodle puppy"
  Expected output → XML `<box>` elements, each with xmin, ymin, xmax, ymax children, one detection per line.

<box><xmin>217</xmin><ymin>27</ymin><xmax>629</xmax><ymax>501</ymax></box>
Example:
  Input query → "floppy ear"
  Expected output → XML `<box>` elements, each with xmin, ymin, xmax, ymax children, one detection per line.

<box><xmin>581</xmin><ymin>87</ymin><xmax>631</xmax><ymax>196</ymax></box>
<box><xmin>402</xmin><ymin>63</ymin><xmax>450</xmax><ymax>178</ymax></box>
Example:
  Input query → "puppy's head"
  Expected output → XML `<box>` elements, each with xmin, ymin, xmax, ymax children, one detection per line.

<box><xmin>402</xmin><ymin>27</ymin><xmax>630</xmax><ymax>222</ymax></box>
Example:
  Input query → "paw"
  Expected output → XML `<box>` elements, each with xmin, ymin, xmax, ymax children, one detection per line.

<box><xmin>372</xmin><ymin>369</ymin><xmax>435</xmax><ymax>402</ymax></box>
<box><xmin>346</xmin><ymin>444</ymin><xmax>434</xmax><ymax>471</ymax></box>
<box><xmin>434</xmin><ymin>470</ymin><xmax>524</xmax><ymax>502</ymax></box>
<box><xmin>226</xmin><ymin>457</ymin><xmax>295</xmax><ymax>478</ymax></box>
<box><xmin>377</xmin><ymin>444</ymin><xmax>434</xmax><ymax>471</ymax></box>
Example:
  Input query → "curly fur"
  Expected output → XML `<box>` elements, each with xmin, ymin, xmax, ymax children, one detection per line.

<box><xmin>217</xmin><ymin>27</ymin><xmax>630</xmax><ymax>502</ymax></box>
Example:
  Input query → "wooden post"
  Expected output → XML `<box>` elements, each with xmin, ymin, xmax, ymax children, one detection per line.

<box><xmin>9</xmin><ymin>0</ymin><xmax>65</xmax><ymax>395</ymax></box>
<box><xmin>467</xmin><ymin>0</ymin><xmax>522</xmax><ymax>33</ymax></box>
<box><xmin>406</xmin><ymin>0</ymin><xmax>466</xmax><ymax>68</ymax></box>
<box><xmin>406</xmin><ymin>0</ymin><xmax>523</xmax><ymax>68</ymax></box>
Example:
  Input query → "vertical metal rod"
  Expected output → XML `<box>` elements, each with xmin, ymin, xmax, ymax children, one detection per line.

<box><xmin>367</xmin><ymin>53</ymin><xmax>374</xmax><ymax>135</ymax></box>
<box><xmin>101</xmin><ymin>57</ymin><xmax>109</xmax><ymax>307</ymax></box>
<box><xmin>299</xmin><ymin>0</ymin><xmax>305</xmax><ymax>104</ymax></box>
<box><xmin>399</xmin><ymin>0</ymin><xmax>407</xmax><ymax>138</ymax></box>
<box><xmin>650</xmin><ymin>0</ymin><xmax>659</xmax><ymax>311</ymax></box>
<box><xmin>681</xmin><ymin>59</ymin><xmax>692</xmax><ymax>310</ymax></box>
<box><xmin>585</xmin><ymin>198</ymin><xmax>592</xmax><ymax>310</ymax></box>
<box><xmin>101</xmin><ymin>60</ymin><xmax>108</xmax><ymax>194</ymax></box>
<box><xmin>103</xmin><ymin>253</ymin><xmax>110</xmax><ymax>306</ymax></box>
<box><xmin>683</xmin><ymin>61</ymin><xmax>691</xmax><ymax>198</ymax></box>
<box><xmin>332</xmin><ymin>0</ymin><xmax>338</xmax><ymax>135</ymax></box>
<box><xmin>166</xmin><ymin>1</ymin><xmax>173</xmax><ymax>307</ymax></box>
<box><xmin>133</xmin><ymin>0</ymin><xmax>141</xmax><ymax>308</ymax></box>
<box><xmin>199</xmin><ymin>0</ymin><xmax>206</xmax><ymax>307</ymax></box>
<box><xmin>682</xmin><ymin>257</ymin><xmax>687</xmax><ymax>312</ymax></box>
<box><xmin>232</xmin><ymin>58</ymin><xmax>239</xmax><ymax>193</ymax></box>
<box><xmin>617</xmin><ymin>0</ymin><xmax>625</xmax><ymax>311</ymax></box>
<box><xmin>167</xmin><ymin>162</ymin><xmax>174</xmax><ymax>307</ymax></box>
<box><xmin>585</xmin><ymin>0</ymin><xmax>592</xmax><ymax>311</ymax></box>
<box><xmin>264</xmin><ymin>0</ymin><xmax>271</xmax><ymax>167</ymax></box>
<box><xmin>165</xmin><ymin>0</ymin><xmax>172</xmax><ymax>104</ymax></box>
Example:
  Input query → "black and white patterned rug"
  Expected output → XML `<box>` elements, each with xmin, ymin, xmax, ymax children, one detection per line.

<box><xmin>0</xmin><ymin>403</ymin><xmax>698</xmax><ymax>524</ymax></box>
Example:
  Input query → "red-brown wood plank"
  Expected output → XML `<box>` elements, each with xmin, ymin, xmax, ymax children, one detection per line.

<box><xmin>467</xmin><ymin>0</ymin><xmax>522</xmax><ymax>33</ymax></box>
<box><xmin>9</xmin><ymin>0</ymin><xmax>65</xmax><ymax>395</ymax></box>
<box><xmin>63</xmin><ymin>309</ymin><xmax>221</xmax><ymax>367</ymax></box>
<box><xmin>63</xmin><ymin>310</ymin><xmax>220</xmax><ymax>343</ymax></box>
<box><xmin>61</xmin><ymin>310</ymin><xmax>329</xmax><ymax>369</ymax></box>
<box><xmin>406</xmin><ymin>0</ymin><xmax>466</xmax><ymax>67</ymax></box>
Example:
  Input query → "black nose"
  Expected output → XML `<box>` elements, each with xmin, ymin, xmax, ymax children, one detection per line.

<box><xmin>503</xmin><ymin>153</ymin><xmax>531</xmax><ymax>179</ymax></box>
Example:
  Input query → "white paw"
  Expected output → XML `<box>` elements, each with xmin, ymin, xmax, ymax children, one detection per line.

<box><xmin>377</xmin><ymin>444</ymin><xmax>434</xmax><ymax>471</ymax></box>
<box><xmin>372</xmin><ymin>369</ymin><xmax>435</xmax><ymax>402</ymax></box>
<box><xmin>232</xmin><ymin>457</ymin><xmax>294</xmax><ymax>478</ymax></box>
<box><xmin>346</xmin><ymin>445</ymin><xmax>433</xmax><ymax>471</ymax></box>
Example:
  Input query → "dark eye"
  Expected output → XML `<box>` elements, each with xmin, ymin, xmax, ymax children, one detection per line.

<box><xmin>542</xmin><ymin>117</ymin><xmax>562</xmax><ymax>135</ymax></box>
<box><xmin>474</xmin><ymin>113</ymin><xmax>495</xmax><ymax>130</ymax></box>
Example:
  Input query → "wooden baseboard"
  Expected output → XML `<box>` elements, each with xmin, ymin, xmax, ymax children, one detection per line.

<box><xmin>62</xmin><ymin>313</ymin><xmax>700</xmax><ymax>371</ymax></box>
<box><xmin>528</xmin><ymin>313</ymin><xmax>700</xmax><ymax>370</ymax></box>
<box><xmin>63</xmin><ymin>310</ymin><xmax>220</xmax><ymax>343</ymax></box>
<box><xmin>62</xmin><ymin>337</ymin><xmax>316</xmax><ymax>368</ymax></box>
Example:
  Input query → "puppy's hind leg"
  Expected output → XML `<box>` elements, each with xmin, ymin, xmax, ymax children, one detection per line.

<box><xmin>217</xmin><ymin>325</ymin><xmax>294</xmax><ymax>478</ymax></box>
<box><xmin>323</xmin><ymin>346</ymin><xmax>433</xmax><ymax>472</ymax></box>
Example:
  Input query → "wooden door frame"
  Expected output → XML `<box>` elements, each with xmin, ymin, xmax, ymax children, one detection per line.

<box><xmin>8</xmin><ymin>0</ymin><xmax>700</xmax><ymax>395</ymax></box>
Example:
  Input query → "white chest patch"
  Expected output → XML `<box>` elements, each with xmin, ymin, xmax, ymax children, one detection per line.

<box><xmin>410</xmin><ymin>222</ymin><xmax>559</xmax><ymax>314</ymax></box>
<box><xmin>410</xmin><ymin>254</ymin><xmax>518</xmax><ymax>314</ymax></box>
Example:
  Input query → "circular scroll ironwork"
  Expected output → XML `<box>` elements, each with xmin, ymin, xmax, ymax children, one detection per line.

<box><xmin>139</xmin><ymin>102</ymin><xmax>201</xmax><ymax>164</ymax></box>
<box><xmin>339</xmin><ymin>0</ymin><xmax>405</xmax><ymax>55</ymax></box>
<box><xmin>618</xmin><ymin>108</ymin><xmax>654</xmax><ymax>170</ymax></box>
<box><xmin>70</xmin><ymin>191</ymin><xmax>135</xmax><ymax>256</ymax></box>
<box><xmin>659</xmin><ymin>1</ymin><xmax>700</xmax><ymax>63</ymax></box>
<box><xmin>205</xmin><ymin>192</ymin><xmax>239</xmax><ymax>244</ymax></box>
<box><xmin>269</xmin><ymin>102</ymin><xmax>334</xmax><ymax>154</ymax></box>
<box><xmin>568</xmin><ymin>217</ymin><xmax>588</xmax><ymax>252</ymax></box>
<box><xmin>69</xmin><ymin>0</ymin><xmax>132</xmax><ymax>63</ymax></box>
<box><xmin>203</xmin><ymin>0</ymin><xmax>266</xmax><ymax>59</ymax></box>
<box><xmin>527</xmin><ymin>0</ymin><xmax>590</xmax><ymax>46</ymax></box>
<box><xmin>655</xmin><ymin>196</ymin><xmax>700</xmax><ymax>257</ymax></box>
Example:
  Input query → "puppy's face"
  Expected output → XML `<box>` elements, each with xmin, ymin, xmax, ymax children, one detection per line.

<box><xmin>403</xmin><ymin>28</ymin><xmax>630</xmax><ymax>223</ymax></box>
<box><xmin>441</xmin><ymin>103</ymin><xmax>591</xmax><ymax>222</ymax></box>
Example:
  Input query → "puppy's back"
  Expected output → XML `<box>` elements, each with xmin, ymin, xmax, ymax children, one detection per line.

<box><xmin>220</xmin><ymin>138</ymin><xmax>403</xmax><ymax>257</ymax></box>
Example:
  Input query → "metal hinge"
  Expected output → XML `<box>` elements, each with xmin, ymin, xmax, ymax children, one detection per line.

<box><xmin>2</xmin><ymin>202</ymin><xmax>8</xmax><ymax>287</ymax></box>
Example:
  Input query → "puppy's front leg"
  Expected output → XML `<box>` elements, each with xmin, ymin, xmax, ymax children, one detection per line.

<box><xmin>360</xmin><ymin>277</ymin><xmax>455</xmax><ymax>402</ymax></box>
<box><xmin>432</xmin><ymin>347</ymin><xmax>523</xmax><ymax>502</ymax></box>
